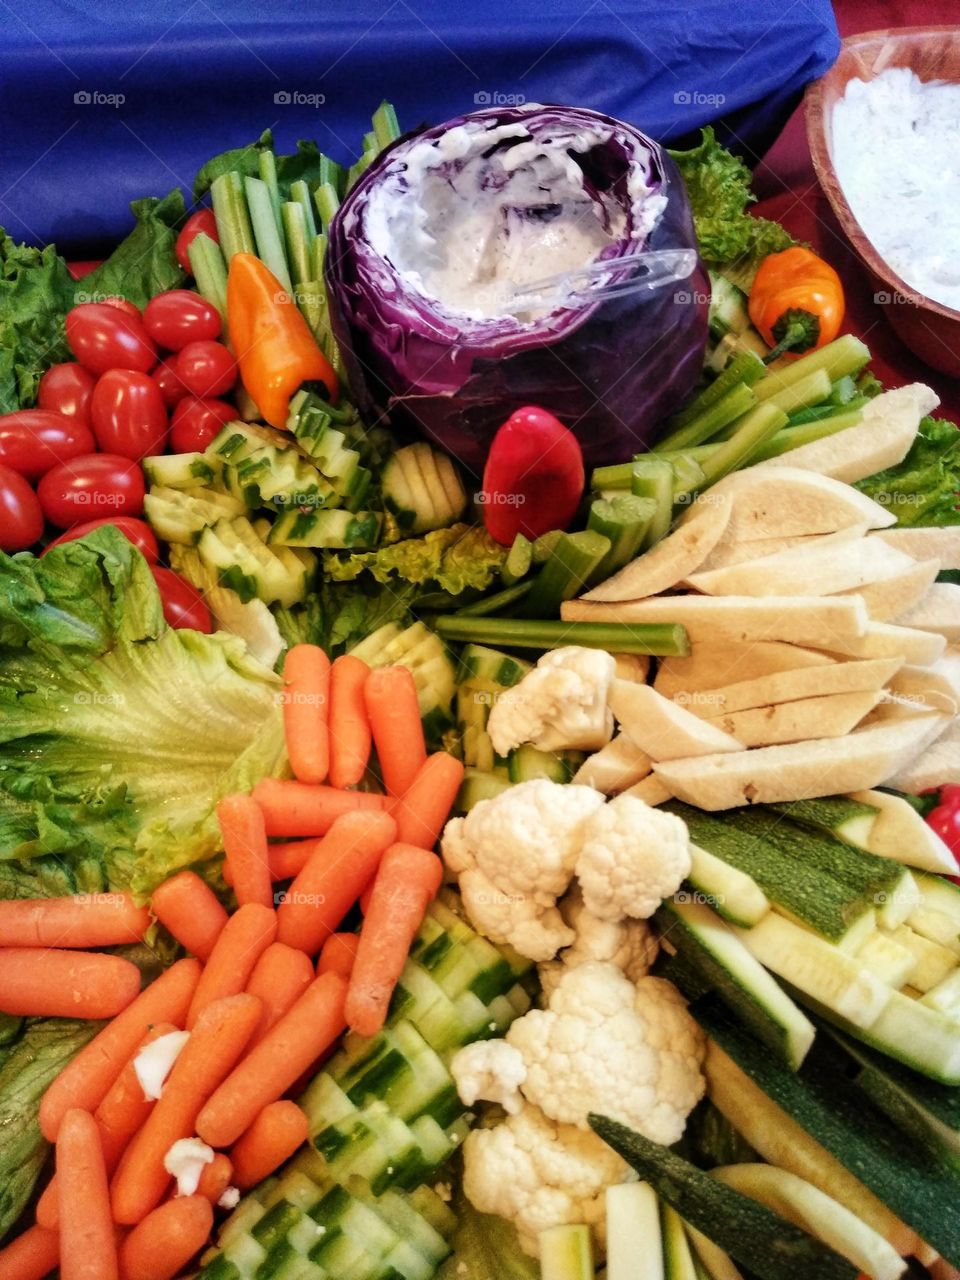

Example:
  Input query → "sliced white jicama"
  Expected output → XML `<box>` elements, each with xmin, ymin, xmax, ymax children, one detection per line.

<box><xmin>134</xmin><ymin>1029</ymin><xmax>190</xmax><ymax>1102</ymax></box>
<box><xmin>886</xmin><ymin>664</ymin><xmax>960</xmax><ymax>716</ymax></box>
<box><xmin>652</xmin><ymin>714</ymin><xmax>949</xmax><ymax>810</ymax></box>
<box><xmin>164</xmin><ymin>1136</ymin><xmax>214</xmax><ymax>1196</ymax></box>
<box><xmin>687</xmin><ymin>536</ymin><xmax>914</xmax><ymax>598</ymax></box>
<box><xmin>706</xmin><ymin>690</ymin><xmax>880</xmax><ymax>747</ymax></box>
<box><xmin>679</xmin><ymin>657</ymin><xmax>902</xmax><ymax>721</ymax></box>
<box><xmin>653</xmin><ymin>640</ymin><xmax>835</xmax><ymax>699</ymax></box>
<box><xmin>871</xmin><ymin>525</ymin><xmax>960</xmax><ymax>569</ymax></box>
<box><xmin>839</xmin><ymin>557</ymin><xmax>941</xmax><ymax>622</ymax></box>
<box><xmin>755</xmin><ymin>382</ymin><xmax>938</xmax><ymax>483</ymax></box>
<box><xmin>711</xmin><ymin>1165</ymin><xmax>906</xmax><ymax>1280</ymax></box>
<box><xmin>583</xmin><ymin>489</ymin><xmax>732</xmax><ymax>602</ymax></box>
<box><xmin>621</xmin><ymin>774</ymin><xmax>673</xmax><ymax>807</ymax></box>
<box><xmin>612</xmin><ymin>653</ymin><xmax>650</xmax><ymax>683</ymax></box>
<box><xmin>822</xmin><ymin>620</ymin><xmax>946</xmax><ymax>666</ymax></box>
<box><xmin>896</xmin><ymin>583</ymin><xmax>960</xmax><ymax>642</ymax></box>
<box><xmin>717</xmin><ymin>464</ymin><xmax>896</xmax><ymax>538</ymax></box>
<box><xmin>605</xmin><ymin>1182</ymin><xmax>664</xmax><ymax>1280</ymax></box>
<box><xmin>694</xmin><ymin>521</ymin><xmax>871</xmax><ymax>577</ymax></box>
<box><xmin>850</xmin><ymin>788</ymin><xmax>958</xmax><ymax>876</ymax></box>
<box><xmin>885</xmin><ymin>715</ymin><xmax>960</xmax><ymax>794</ymax></box>
<box><xmin>572</xmin><ymin>734</ymin><xmax>651</xmax><ymax>794</ymax></box>
<box><xmin>608</xmin><ymin>680</ymin><xmax>743</xmax><ymax>761</ymax></box>
<box><xmin>561</xmin><ymin>594</ymin><xmax>869</xmax><ymax>651</ymax></box>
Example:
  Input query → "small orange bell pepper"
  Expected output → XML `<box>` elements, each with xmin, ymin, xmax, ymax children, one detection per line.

<box><xmin>748</xmin><ymin>246</ymin><xmax>844</xmax><ymax>363</ymax></box>
<box><xmin>227</xmin><ymin>253</ymin><xmax>338</xmax><ymax>428</ymax></box>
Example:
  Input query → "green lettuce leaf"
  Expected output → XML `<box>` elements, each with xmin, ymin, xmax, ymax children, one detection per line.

<box><xmin>326</xmin><ymin>525</ymin><xmax>506</xmax><ymax>596</ymax></box>
<box><xmin>0</xmin><ymin>527</ymin><xmax>286</xmax><ymax>893</ymax></box>
<box><xmin>0</xmin><ymin>232</ymin><xmax>75</xmax><ymax>412</ymax></box>
<box><xmin>856</xmin><ymin>416</ymin><xmax>960</xmax><ymax>527</ymax></box>
<box><xmin>194</xmin><ymin>130</ymin><xmax>331</xmax><ymax>202</ymax></box>
<box><xmin>669</xmin><ymin>127</ymin><xmax>794</xmax><ymax>290</ymax></box>
<box><xmin>79</xmin><ymin>189</ymin><xmax>186</xmax><ymax>309</ymax></box>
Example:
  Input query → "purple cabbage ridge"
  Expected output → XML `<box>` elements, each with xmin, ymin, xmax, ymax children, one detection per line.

<box><xmin>325</xmin><ymin>104</ymin><xmax>709</xmax><ymax>475</ymax></box>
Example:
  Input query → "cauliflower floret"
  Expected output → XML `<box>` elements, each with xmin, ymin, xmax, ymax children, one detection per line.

<box><xmin>507</xmin><ymin>962</ymin><xmax>706</xmax><ymax>1147</ymax></box>
<box><xmin>451</xmin><ymin>1040</ymin><xmax>527</xmax><ymax>1115</ymax></box>
<box><xmin>441</xmin><ymin>780</ymin><xmax>605</xmax><ymax>961</ymax></box>
<box><xmin>538</xmin><ymin>888</ymin><xmax>659</xmax><ymax>1002</ymax></box>
<box><xmin>487</xmin><ymin>647</ymin><xmax>616</xmax><ymax>756</ymax></box>
<box><xmin>575</xmin><ymin>794</ymin><xmax>691</xmax><ymax>921</ymax></box>
<box><xmin>461</xmin><ymin>1103</ymin><xmax>631</xmax><ymax>1256</ymax></box>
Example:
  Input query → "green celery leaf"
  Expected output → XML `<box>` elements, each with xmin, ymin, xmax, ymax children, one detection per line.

<box><xmin>856</xmin><ymin>415</ymin><xmax>960</xmax><ymax>527</ymax></box>
<box><xmin>437</xmin><ymin>1179</ymin><xmax>538</xmax><ymax>1280</ymax></box>
<box><xmin>79</xmin><ymin>189</ymin><xmax>185</xmax><ymax>308</ymax></box>
<box><xmin>0</xmin><ymin>232</ymin><xmax>75</xmax><ymax>412</ymax></box>
<box><xmin>326</xmin><ymin>525</ymin><xmax>506</xmax><ymax>596</ymax></box>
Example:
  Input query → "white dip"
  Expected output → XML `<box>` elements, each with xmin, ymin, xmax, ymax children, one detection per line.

<box><xmin>832</xmin><ymin>67</ymin><xmax>960</xmax><ymax>311</ymax></box>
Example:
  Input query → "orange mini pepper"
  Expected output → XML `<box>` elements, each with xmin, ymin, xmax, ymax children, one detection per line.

<box><xmin>227</xmin><ymin>253</ymin><xmax>338</xmax><ymax>428</ymax></box>
<box><xmin>748</xmin><ymin>246</ymin><xmax>844</xmax><ymax>363</ymax></box>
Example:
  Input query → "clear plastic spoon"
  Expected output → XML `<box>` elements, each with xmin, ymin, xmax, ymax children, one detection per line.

<box><xmin>507</xmin><ymin>248</ymin><xmax>698</xmax><ymax>313</ymax></box>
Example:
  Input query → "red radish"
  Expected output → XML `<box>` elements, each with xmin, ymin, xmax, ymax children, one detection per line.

<box><xmin>481</xmin><ymin>405</ymin><xmax>585</xmax><ymax>544</ymax></box>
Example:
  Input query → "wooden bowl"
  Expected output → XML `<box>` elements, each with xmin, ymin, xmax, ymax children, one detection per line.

<box><xmin>805</xmin><ymin>27</ymin><xmax>960</xmax><ymax>377</ymax></box>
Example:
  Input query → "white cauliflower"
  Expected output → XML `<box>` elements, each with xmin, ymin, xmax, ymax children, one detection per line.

<box><xmin>538</xmin><ymin>887</ymin><xmax>659</xmax><ymax>1002</ymax></box>
<box><xmin>442</xmin><ymin>780</ymin><xmax>605</xmax><ymax>961</ymax></box>
<box><xmin>507</xmin><ymin>962</ymin><xmax>706</xmax><ymax>1147</ymax></box>
<box><xmin>487</xmin><ymin>647</ymin><xmax>616</xmax><ymax>756</ymax></box>
<box><xmin>451</xmin><ymin>1040</ymin><xmax>527</xmax><ymax>1115</ymax></box>
<box><xmin>461</xmin><ymin>1102</ymin><xmax>631</xmax><ymax>1256</ymax></box>
<box><xmin>575</xmin><ymin>793</ymin><xmax>691</xmax><ymax>921</ymax></box>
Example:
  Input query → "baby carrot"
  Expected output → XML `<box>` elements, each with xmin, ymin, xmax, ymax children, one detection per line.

<box><xmin>37</xmin><ymin>1021</ymin><xmax>178</xmax><ymax>1229</ymax></box>
<box><xmin>119</xmin><ymin>1195</ymin><xmax>213</xmax><ymax>1280</ymax></box>
<box><xmin>328</xmin><ymin>654</ymin><xmax>372</xmax><ymax>789</ymax></box>
<box><xmin>0</xmin><ymin>893</ymin><xmax>149</xmax><ymax>948</ymax></box>
<box><xmin>57</xmin><ymin>1108</ymin><xmax>117</xmax><ymax>1280</ymax></box>
<box><xmin>230</xmin><ymin>1100</ymin><xmax>309</xmax><ymax>1188</ymax></box>
<box><xmin>245</xmin><ymin>942</ymin><xmax>315</xmax><ymax>1041</ymax></box>
<box><xmin>276</xmin><ymin>810</ymin><xmax>396</xmax><ymax>954</ymax></box>
<box><xmin>392</xmin><ymin>751</ymin><xmax>465</xmax><ymax>849</ymax></box>
<box><xmin>0</xmin><ymin>1224</ymin><xmax>60</xmax><ymax>1280</ymax></box>
<box><xmin>252</xmin><ymin>778</ymin><xmax>386</xmax><ymax>837</ymax></box>
<box><xmin>0</xmin><ymin>948</ymin><xmax>140</xmax><ymax>1019</ymax></box>
<box><xmin>150</xmin><ymin>871</ymin><xmax>228</xmax><ymax>960</ymax></box>
<box><xmin>197</xmin><ymin>973</ymin><xmax>347</xmax><ymax>1148</ymax></box>
<box><xmin>364</xmin><ymin>666</ymin><xmax>426</xmax><ymax>796</ymax></box>
<box><xmin>186</xmin><ymin>903</ymin><xmax>276</xmax><ymax>1029</ymax></box>
<box><xmin>346</xmin><ymin>844</ymin><xmax>444</xmax><ymax>1038</ymax></box>
<box><xmin>316</xmin><ymin>932</ymin><xmax>359</xmax><ymax>979</ymax></box>
<box><xmin>217</xmin><ymin>793</ymin><xmax>272</xmax><ymax>909</ymax></box>
<box><xmin>283</xmin><ymin>644</ymin><xmax>332</xmax><ymax>784</ymax></box>
<box><xmin>223</xmin><ymin>838</ymin><xmax>315</xmax><ymax>885</ymax></box>
<box><xmin>40</xmin><ymin>958</ymin><xmax>201</xmax><ymax>1141</ymax></box>
<box><xmin>196</xmin><ymin>1152</ymin><xmax>233</xmax><ymax>1205</ymax></box>
<box><xmin>111</xmin><ymin>993</ymin><xmax>262</xmax><ymax>1224</ymax></box>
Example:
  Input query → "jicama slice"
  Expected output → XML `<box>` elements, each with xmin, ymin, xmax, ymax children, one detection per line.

<box><xmin>705</xmin><ymin>690</ymin><xmax>880</xmax><ymax>747</ymax></box>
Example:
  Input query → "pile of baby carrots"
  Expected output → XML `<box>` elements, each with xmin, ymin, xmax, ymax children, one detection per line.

<box><xmin>0</xmin><ymin>645</ymin><xmax>464</xmax><ymax>1280</ymax></box>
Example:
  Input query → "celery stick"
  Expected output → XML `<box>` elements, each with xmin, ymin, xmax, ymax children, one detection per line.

<box><xmin>317</xmin><ymin>155</ymin><xmax>345</xmax><ymax>198</ymax></box>
<box><xmin>372</xmin><ymin>100</ymin><xmax>402</xmax><ymax>151</ymax></box>
<box><xmin>653</xmin><ymin>445</ymin><xmax>719</xmax><ymax>466</ymax></box>
<box><xmin>295</xmin><ymin>281</ymin><xmax>327</xmax><ymax>343</ymax></box>
<box><xmin>588</xmin><ymin>495</ymin><xmax>655</xmax><ymax>581</ymax></box>
<box><xmin>346</xmin><ymin>147</ymin><xmax>377</xmax><ymax>192</ymax></box>
<box><xmin>525</xmin><ymin>531</ymin><xmax>611</xmax><ymax>616</ymax></box>
<box><xmin>830</xmin><ymin>374</ymin><xmax>858</xmax><ymax>405</ymax></box>
<box><xmin>532</xmin><ymin>529</ymin><xmax>563</xmax><ymax>563</ymax></box>
<box><xmin>455</xmin><ymin>580</ymin><xmax>534</xmax><ymax>617</ymax></box>
<box><xmin>680</xmin><ymin>402</ymin><xmax>787</xmax><ymax>493</ymax></box>
<box><xmin>754</xmin><ymin>334</ymin><xmax>871</xmax><ymax>400</ymax></box>
<box><xmin>786</xmin><ymin>395</ymin><xmax>867</xmax><ymax>427</ymax></box>
<box><xmin>244</xmin><ymin>176</ymin><xmax>292</xmax><ymax>292</ymax></box>
<box><xmin>432</xmin><ymin>615</ymin><xmax>690</xmax><ymax>656</ymax></box>
<box><xmin>750</xmin><ymin>408</ymin><xmax>865</xmax><ymax>462</ymax></box>
<box><xmin>281</xmin><ymin>202</ymin><xmax>312</xmax><ymax>286</ymax></box>
<box><xmin>655</xmin><ymin>382</ymin><xmax>757</xmax><ymax>452</ymax></box>
<box><xmin>186</xmin><ymin>232</ymin><xmax>228</xmax><ymax>325</ymax></box>
<box><xmin>630</xmin><ymin>458</ymin><xmax>674</xmax><ymax>548</ymax></box>
<box><xmin>289</xmin><ymin>180</ymin><xmax>318</xmax><ymax>243</ymax></box>
<box><xmin>211</xmin><ymin>171</ymin><xmax>255</xmax><ymax>261</ymax></box>
<box><xmin>591</xmin><ymin>461</ymin><xmax>634</xmax><ymax>490</ymax></box>
<box><xmin>502</xmin><ymin>533</ymin><xmax>533</xmax><ymax>586</ymax></box>
<box><xmin>313</xmin><ymin>182</ymin><xmax>340</xmax><ymax>233</ymax></box>
<box><xmin>668</xmin><ymin>350</ymin><xmax>766</xmax><ymax>429</ymax></box>
<box><xmin>671</xmin><ymin>455</ymin><xmax>707</xmax><ymax>498</ymax></box>
<box><xmin>257</xmin><ymin>149</ymin><xmax>284</xmax><ymax>238</ymax></box>
<box><xmin>759</xmin><ymin>367</ymin><xmax>832</xmax><ymax>416</ymax></box>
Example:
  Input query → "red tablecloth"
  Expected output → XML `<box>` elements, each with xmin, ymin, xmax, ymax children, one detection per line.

<box><xmin>751</xmin><ymin>0</ymin><xmax>960</xmax><ymax>420</ymax></box>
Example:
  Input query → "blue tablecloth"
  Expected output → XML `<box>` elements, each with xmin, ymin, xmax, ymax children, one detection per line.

<box><xmin>0</xmin><ymin>0</ymin><xmax>839</xmax><ymax>254</ymax></box>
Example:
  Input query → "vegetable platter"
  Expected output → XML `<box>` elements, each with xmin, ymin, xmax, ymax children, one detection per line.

<box><xmin>0</xmin><ymin>93</ymin><xmax>957</xmax><ymax>1280</ymax></box>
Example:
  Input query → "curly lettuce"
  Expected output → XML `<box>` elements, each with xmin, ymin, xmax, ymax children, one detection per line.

<box><xmin>326</xmin><ymin>525</ymin><xmax>506</xmax><ymax>596</ymax></box>
<box><xmin>856</xmin><ymin>416</ymin><xmax>960</xmax><ymax>528</ymax></box>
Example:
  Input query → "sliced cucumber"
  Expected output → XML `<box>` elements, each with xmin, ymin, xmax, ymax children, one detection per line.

<box><xmin>457</xmin><ymin>644</ymin><xmax>531</xmax><ymax>688</ymax></box>
<box><xmin>707</xmin><ymin>272</ymin><xmax>752</xmax><ymax>343</ymax></box>
<box><xmin>658</xmin><ymin>898</ymin><xmax>814</xmax><ymax>1070</ymax></box>
<box><xmin>508</xmin><ymin>744</ymin><xmax>580</xmax><ymax>785</ymax></box>
<box><xmin>198</xmin><ymin>516</ymin><xmax>312</xmax><ymax>607</ymax></box>
<box><xmin>267</xmin><ymin>507</ymin><xmax>382</xmax><ymax>549</ymax></box>
<box><xmin>606</xmin><ymin>1182</ymin><xmax>664</xmax><ymax>1280</ymax></box>
<box><xmin>737</xmin><ymin>912</ymin><xmax>891</xmax><ymax>1029</ymax></box>
<box><xmin>143</xmin><ymin>485</ymin><xmax>245</xmax><ymax>545</ymax></box>
<box><xmin>457</xmin><ymin>768</ymin><xmax>512</xmax><ymax>812</ymax></box>
<box><xmin>143</xmin><ymin>450</ymin><xmax>222</xmax><ymax>490</ymax></box>
<box><xmin>383</xmin><ymin>443</ymin><xmax>466</xmax><ymax>534</ymax></box>
<box><xmin>661</xmin><ymin>1203</ymin><xmax>700</xmax><ymax>1280</ymax></box>
<box><xmin>687</xmin><ymin>845</ymin><xmax>770</xmax><ymax>929</ymax></box>
<box><xmin>206</xmin><ymin>419</ymin><xmax>286</xmax><ymax>462</ymax></box>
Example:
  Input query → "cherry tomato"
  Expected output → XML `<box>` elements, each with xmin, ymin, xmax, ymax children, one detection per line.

<box><xmin>175</xmin><ymin>208</ymin><xmax>219</xmax><ymax>273</ymax></box>
<box><xmin>0</xmin><ymin>463</ymin><xmax>43</xmax><ymax>551</ymax></box>
<box><xmin>0</xmin><ymin>410</ymin><xmax>97</xmax><ymax>479</ymax></box>
<box><xmin>38</xmin><ymin>454</ymin><xmax>145</xmax><ymax>528</ymax></box>
<box><xmin>175</xmin><ymin>341</ymin><xmax>236</xmax><ymax>398</ymax></box>
<box><xmin>91</xmin><ymin>370</ymin><xmax>168</xmax><ymax>460</ymax></box>
<box><xmin>151</xmin><ymin>566</ymin><xmax>212</xmax><ymax>632</ymax></box>
<box><xmin>152</xmin><ymin>356</ymin><xmax>190</xmax><ymax>409</ymax></box>
<box><xmin>170</xmin><ymin>397</ymin><xmax>236</xmax><ymax>453</ymax></box>
<box><xmin>144</xmin><ymin>290</ymin><xmax>221</xmax><ymax>351</ymax></box>
<box><xmin>37</xmin><ymin>363</ymin><xmax>96</xmax><ymax>428</ymax></box>
<box><xmin>65</xmin><ymin>303</ymin><xmax>157</xmax><ymax>376</ymax></box>
<box><xmin>43</xmin><ymin>516</ymin><xmax>160</xmax><ymax>562</ymax></box>
<box><xmin>99</xmin><ymin>296</ymin><xmax>141</xmax><ymax>320</ymax></box>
